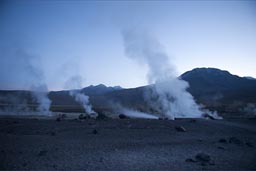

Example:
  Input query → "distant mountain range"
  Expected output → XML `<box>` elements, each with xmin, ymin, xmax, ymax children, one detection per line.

<box><xmin>1</xmin><ymin>68</ymin><xmax>256</xmax><ymax>118</ymax></box>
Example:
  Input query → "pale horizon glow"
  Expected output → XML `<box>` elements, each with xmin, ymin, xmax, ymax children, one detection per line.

<box><xmin>0</xmin><ymin>1</ymin><xmax>255</xmax><ymax>90</ymax></box>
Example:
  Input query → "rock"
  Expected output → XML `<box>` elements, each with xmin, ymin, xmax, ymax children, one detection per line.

<box><xmin>202</xmin><ymin>113</ymin><xmax>215</xmax><ymax>120</ymax></box>
<box><xmin>79</xmin><ymin>114</ymin><xmax>86</xmax><ymax>120</ymax></box>
<box><xmin>175</xmin><ymin>126</ymin><xmax>186</xmax><ymax>132</ymax></box>
<box><xmin>56</xmin><ymin>117</ymin><xmax>61</xmax><ymax>122</ymax></box>
<box><xmin>92</xmin><ymin>129</ymin><xmax>98</xmax><ymax>134</ymax></box>
<box><xmin>185</xmin><ymin>158</ymin><xmax>197</xmax><ymax>163</ymax></box>
<box><xmin>219</xmin><ymin>138</ymin><xmax>227</xmax><ymax>143</ymax></box>
<box><xmin>50</xmin><ymin>132</ymin><xmax>56</xmax><ymax>136</ymax></box>
<box><xmin>190</xmin><ymin>119</ymin><xmax>196</xmax><ymax>123</ymax></box>
<box><xmin>209</xmin><ymin>161</ymin><xmax>215</xmax><ymax>165</ymax></box>
<box><xmin>217</xmin><ymin>146</ymin><xmax>225</xmax><ymax>150</ymax></box>
<box><xmin>119</xmin><ymin>114</ymin><xmax>128</xmax><ymax>119</ymax></box>
<box><xmin>38</xmin><ymin>150</ymin><xmax>47</xmax><ymax>157</ymax></box>
<box><xmin>186</xmin><ymin>153</ymin><xmax>213</xmax><ymax>166</ymax></box>
<box><xmin>60</xmin><ymin>114</ymin><xmax>67</xmax><ymax>119</ymax></box>
<box><xmin>195</xmin><ymin>153</ymin><xmax>211</xmax><ymax>162</ymax></box>
<box><xmin>229</xmin><ymin>137</ymin><xmax>243</xmax><ymax>145</ymax></box>
<box><xmin>245</xmin><ymin>142</ymin><xmax>254</xmax><ymax>147</ymax></box>
<box><xmin>198</xmin><ymin>139</ymin><xmax>203</xmax><ymax>142</ymax></box>
<box><xmin>96</xmin><ymin>113</ymin><xmax>108</xmax><ymax>120</ymax></box>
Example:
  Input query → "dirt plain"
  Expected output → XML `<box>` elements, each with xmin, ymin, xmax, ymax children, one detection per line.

<box><xmin>0</xmin><ymin>116</ymin><xmax>256</xmax><ymax>171</ymax></box>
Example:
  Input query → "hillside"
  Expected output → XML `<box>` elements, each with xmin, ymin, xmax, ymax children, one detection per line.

<box><xmin>1</xmin><ymin>68</ymin><xmax>256</xmax><ymax>117</ymax></box>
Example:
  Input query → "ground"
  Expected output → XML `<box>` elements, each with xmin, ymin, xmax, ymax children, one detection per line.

<box><xmin>0</xmin><ymin>117</ymin><xmax>256</xmax><ymax>171</ymax></box>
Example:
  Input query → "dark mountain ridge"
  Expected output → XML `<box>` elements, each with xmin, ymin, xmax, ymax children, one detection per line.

<box><xmin>1</xmin><ymin>68</ymin><xmax>256</xmax><ymax>117</ymax></box>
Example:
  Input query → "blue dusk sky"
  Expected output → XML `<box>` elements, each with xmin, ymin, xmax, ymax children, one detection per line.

<box><xmin>0</xmin><ymin>0</ymin><xmax>255</xmax><ymax>90</ymax></box>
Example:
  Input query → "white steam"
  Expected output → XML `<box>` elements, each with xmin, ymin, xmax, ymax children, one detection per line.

<box><xmin>0</xmin><ymin>48</ymin><xmax>52</xmax><ymax>115</ymax></box>
<box><xmin>31</xmin><ymin>84</ymin><xmax>51</xmax><ymax>115</ymax></box>
<box><xmin>121</xmin><ymin>107</ymin><xmax>159</xmax><ymax>119</ymax></box>
<box><xmin>64</xmin><ymin>75</ymin><xmax>96</xmax><ymax>115</ymax></box>
<box><xmin>122</xmin><ymin>29</ymin><xmax>202</xmax><ymax>119</ymax></box>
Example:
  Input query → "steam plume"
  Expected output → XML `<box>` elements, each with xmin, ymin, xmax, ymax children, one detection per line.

<box><xmin>64</xmin><ymin>75</ymin><xmax>96</xmax><ymax>115</ymax></box>
<box><xmin>0</xmin><ymin>48</ymin><xmax>52</xmax><ymax>114</ymax></box>
<box><xmin>122</xmin><ymin>29</ymin><xmax>202</xmax><ymax>119</ymax></box>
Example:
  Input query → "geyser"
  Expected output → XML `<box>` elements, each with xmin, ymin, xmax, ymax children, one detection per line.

<box><xmin>122</xmin><ymin>29</ymin><xmax>203</xmax><ymax>119</ymax></box>
<box><xmin>64</xmin><ymin>75</ymin><xmax>96</xmax><ymax>115</ymax></box>
<box><xmin>0</xmin><ymin>48</ymin><xmax>52</xmax><ymax>115</ymax></box>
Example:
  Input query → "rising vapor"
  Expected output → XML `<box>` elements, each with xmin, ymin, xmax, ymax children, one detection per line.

<box><xmin>122</xmin><ymin>29</ymin><xmax>203</xmax><ymax>119</ymax></box>
<box><xmin>64</xmin><ymin>75</ymin><xmax>96</xmax><ymax>115</ymax></box>
<box><xmin>0</xmin><ymin>48</ymin><xmax>52</xmax><ymax>114</ymax></box>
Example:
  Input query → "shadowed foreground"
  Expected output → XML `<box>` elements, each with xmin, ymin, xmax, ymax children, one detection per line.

<box><xmin>0</xmin><ymin>117</ymin><xmax>256</xmax><ymax>171</ymax></box>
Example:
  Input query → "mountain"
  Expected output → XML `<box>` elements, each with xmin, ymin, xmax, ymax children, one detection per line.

<box><xmin>0</xmin><ymin>68</ymin><xmax>256</xmax><ymax>117</ymax></box>
<box><xmin>99</xmin><ymin>68</ymin><xmax>256</xmax><ymax>117</ymax></box>
<box><xmin>81</xmin><ymin>84</ymin><xmax>122</xmax><ymax>96</ymax></box>
<box><xmin>180</xmin><ymin>68</ymin><xmax>256</xmax><ymax>104</ymax></box>
<box><xmin>179</xmin><ymin>68</ymin><xmax>256</xmax><ymax>117</ymax></box>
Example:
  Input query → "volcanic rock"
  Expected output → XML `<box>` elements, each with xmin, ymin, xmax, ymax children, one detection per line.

<box><xmin>229</xmin><ymin>137</ymin><xmax>243</xmax><ymax>145</ymax></box>
<box><xmin>175</xmin><ymin>126</ymin><xmax>186</xmax><ymax>132</ymax></box>
<box><xmin>92</xmin><ymin>129</ymin><xmax>98</xmax><ymax>134</ymax></box>
<box><xmin>219</xmin><ymin>138</ymin><xmax>227</xmax><ymax>143</ymax></box>
<box><xmin>119</xmin><ymin>114</ymin><xmax>128</xmax><ymax>119</ymax></box>
<box><xmin>195</xmin><ymin>153</ymin><xmax>211</xmax><ymax>162</ymax></box>
<box><xmin>38</xmin><ymin>150</ymin><xmax>47</xmax><ymax>157</ymax></box>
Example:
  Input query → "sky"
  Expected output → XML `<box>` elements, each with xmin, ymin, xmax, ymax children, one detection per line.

<box><xmin>0</xmin><ymin>0</ymin><xmax>255</xmax><ymax>90</ymax></box>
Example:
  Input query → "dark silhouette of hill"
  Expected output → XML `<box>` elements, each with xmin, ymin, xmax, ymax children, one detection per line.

<box><xmin>180</xmin><ymin>68</ymin><xmax>256</xmax><ymax>106</ymax></box>
<box><xmin>1</xmin><ymin>68</ymin><xmax>256</xmax><ymax>117</ymax></box>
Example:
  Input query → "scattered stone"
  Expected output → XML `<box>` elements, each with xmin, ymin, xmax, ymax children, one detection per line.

<box><xmin>7</xmin><ymin>129</ymin><xmax>14</xmax><ymax>134</ymax></box>
<box><xmin>189</xmin><ymin>119</ymin><xmax>196</xmax><ymax>123</ymax></box>
<box><xmin>59</xmin><ymin>114</ymin><xmax>67</xmax><ymax>119</ymax></box>
<box><xmin>217</xmin><ymin>146</ymin><xmax>225</xmax><ymax>150</ymax></box>
<box><xmin>209</xmin><ymin>161</ymin><xmax>215</xmax><ymax>165</ymax></box>
<box><xmin>96</xmin><ymin>113</ymin><xmax>108</xmax><ymax>120</ymax></box>
<box><xmin>245</xmin><ymin>142</ymin><xmax>254</xmax><ymax>147</ymax></box>
<box><xmin>202</xmin><ymin>113</ymin><xmax>215</xmax><ymax>120</ymax></box>
<box><xmin>200</xmin><ymin>162</ymin><xmax>207</xmax><ymax>166</ymax></box>
<box><xmin>219</xmin><ymin>138</ymin><xmax>227</xmax><ymax>143</ymax></box>
<box><xmin>175</xmin><ymin>126</ymin><xmax>186</xmax><ymax>132</ymax></box>
<box><xmin>56</xmin><ymin>117</ymin><xmax>61</xmax><ymax>122</ymax></box>
<box><xmin>186</xmin><ymin>153</ymin><xmax>214</xmax><ymax>166</ymax></box>
<box><xmin>50</xmin><ymin>132</ymin><xmax>56</xmax><ymax>136</ymax></box>
<box><xmin>38</xmin><ymin>150</ymin><xmax>47</xmax><ymax>157</ymax></box>
<box><xmin>79</xmin><ymin>114</ymin><xmax>86</xmax><ymax>120</ymax></box>
<box><xmin>185</xmin><ymin>158</ymin><xmax>197</xmax><ymax>163</ymax></box>
<box><xmin>195</xmin><ymin>153</ymin><xmax>211</xmax><ymax>162</ymax></box>
<box><xmin>229</xmin><ymin>137</ymin><xmax>243</xmax><ymax>145</ymax></box>
<box><xmin>13</xmin><ymin>121</ymin><xmax>19</xmax><ymax>124</ymax></box>
<box><xmin>119</xmin><ymin>114</ymin><xmax>128</xmax><ymax>119</ymax></box>
<box><xmin>92</xmin><ymin>129</ymin><xmax>98</xmax><ymax>134</ymax></box>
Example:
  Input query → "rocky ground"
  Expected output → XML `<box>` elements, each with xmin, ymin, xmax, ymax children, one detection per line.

<box><xmin>0</xmin><ymin>116</ymin><xmax>256</xmax><ymax>171</ymax></box>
